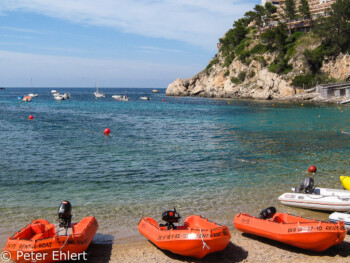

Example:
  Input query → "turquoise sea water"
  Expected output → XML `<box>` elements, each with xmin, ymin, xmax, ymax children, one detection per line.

<box><xmin>0</xmin><ymin>88</ymin><xmax>350</xmax><ymax>245</ymax></box>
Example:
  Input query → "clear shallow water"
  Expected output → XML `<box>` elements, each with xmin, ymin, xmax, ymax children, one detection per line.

<box><xmin>0</xmin><ymin>88</ymin><xmax>350</xmax><ymax>245</ymax></box>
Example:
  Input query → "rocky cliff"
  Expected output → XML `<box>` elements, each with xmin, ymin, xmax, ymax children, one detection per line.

<box><xmin>166</xmin><ymin>35</ymin><xmax>350</xmax><ymax>102</ymax></box>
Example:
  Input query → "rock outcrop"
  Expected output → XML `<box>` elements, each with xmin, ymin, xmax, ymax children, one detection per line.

<box><xmin>166</xmin><ymin>61</ymin><xmax>303</xmax><ymax>100</ymax></box>
<box><xmin>322</xmin><ymin>53</ymin><xmax>350</xmax><ymax>81</ymax></box>
<box><xmin>166</xmin><ymin>37</ymin><xmax>350</xmax><ymax>102</ymax></box>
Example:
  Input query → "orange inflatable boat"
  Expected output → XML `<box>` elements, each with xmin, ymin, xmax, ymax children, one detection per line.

<box><xmin>3</xmin><ymin>201</ymin><xmax>98</xmax><ymax>263</ymax></box>
<box><xmin>234</xmin><ymin>207</ymin><xmax>346</xmax><ymax>252</ymax></box>
<box><xmin>138</xmin><ymin>209</ymin><xmax>231</xmax><ymax>259</ymax></box>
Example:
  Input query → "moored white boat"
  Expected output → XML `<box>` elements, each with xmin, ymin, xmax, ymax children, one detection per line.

<box><xmin>329</xmin><ymin>211</ymin><xmax>350</xmax><ymax>229</ymax></box>
<box><xmin>114</xmin><ymin>95</ymin><xmax>129</xmax><ymax>101</ymax></box>
<box><xmin>152</xmin><ymin>89</ymin><xmax>159</xmax><ymax>93</ymax></box>
<box><xmin>27</xmin><ymin>79</ymin><xmax>38</xmax><ymax>97</ymax></box>
<box><xmin>94</xmin><ymin>91</ymin><xmax>105</xmax><ymax>98</ymax></box>
<box><xmin>140</xmin><ymin>96</ymin><xmax>150</xmax><ymax>100</ymax></box>
<box><xmin>278</xmin><ymin>188</ymin><xmax>350</xmax><ymax>211</ymax></box>
<box><xmin>112</xmin><ymin>95</ymin><xmax>122</xmax><ymax>99</ymax></box>
<box><xmin>53</xmin><ymin>92</ymin><xmax>71</xmax><ymax>101</ymax></box>
<box><xmin>28</xmin><ymin>93</ymin><xmax>38</xmax><ymax>97</ymax></box>
<box><xmin>94</xmin><ymin>84</ymin><xmax>105</xmax><ymax>98</ymax></box>
<box><xmin>54</xmin><ymin>94</ymin><xmax>64</xmax><ymax>101</ymax></box>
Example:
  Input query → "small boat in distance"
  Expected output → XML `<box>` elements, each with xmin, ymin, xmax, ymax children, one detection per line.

<box><xmin>27</xmin><ymin>78</ymin><xmax>38</xmax><ymax>97</ymax></box>
<box><xmin>140</xmin><ymin>96</ymin><xmax>150</xmax><ymax>100</ymax></box>
<box><xmin>94</xmin><ymin>83</ymin><xmax>105</xmax><ymax>98</ymax></box>
<box><xmin>234</xmin><ymin>207</ymin><xmax>346</xmax><ymax>252</ymax></box>
<box><xmin>28</xmin><ymin>92</ymin><xmax>39</xmax><ymax>97</ymax></box>
<box><xmin>22</xmin><ymin>96</ymin><xmax>32</xmax><ymax>102</ymax></box>
<box><xmin>138</xmin><ymin>208</ymin><xmax>231</xmax><ymax>259</ymax></box>
<box><xmin>112</xmin><ymin>95</ymin><xmax>122</xmax><ymax>99</ymax></box>
<box><xmin>152</xmin><ymin>89</ymin><xmax>159</xmax><ymax>93</ymax></box>
<box><xmin>115</xmin><ymin>95</ymin><xmax>130</xmax><ymax>101</ymax></box>
<box><xmin>3</xmin><ymin>201</ymin><xmax>98</xmax><ymax>263</ymax></box>
<box><xmin>53</xmin><ymin>92</ymin><xmax>71</xmax><ymax>101</ymax></box>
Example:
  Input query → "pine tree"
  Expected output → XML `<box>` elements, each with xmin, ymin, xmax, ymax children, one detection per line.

<box><xmin>299</xmin><ymin>0</ymin><xmax>311</xmax><ymax>20</ymax></box>
<box><xmin>253</xmin><ymin>5</ymin><xmax>266</xmax><ymax>34</ymax></box>
<box><xmin>264</xmin><ymin>2</ymin><xmax>278</xmax><ymax>26</ymax></box>
<box><xmin>316</xmin><ymin>0</ymin><xmax>350</xmax><ymax>53</ymax></box>
<box><xmin>284</xmin><ymin>0</ymin><xmax>296</xmax><ymax>35</ymax></box>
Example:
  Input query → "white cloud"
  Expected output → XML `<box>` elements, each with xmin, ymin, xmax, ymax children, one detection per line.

<box><xmin>0</xmin><ymin>0</ymin><xmax>256</xmax><ymax>50</ymax></box>
<box><xmin>136</xmin><ymin>46</ymin><xmax>184</xmax><ymax>54</ymax></box>
<box><xmin>0</xmin><ymin>26</ymin><xmax>44</xmax><ymax>34</ymax></box>
<box><xmin>0</xmin><ymin>34</ymin><xmax>34</xmax><ymax>39</ymax></box>
<box><xmin>0</xmin><ymin>50</ymin><xmax>201</xmax><ymax>87</ymax></box>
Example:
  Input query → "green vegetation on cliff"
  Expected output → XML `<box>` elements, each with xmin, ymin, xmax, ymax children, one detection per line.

<box><xmin>208</xmin><ymin>0</ymin><xmax>350</xmax><ymax>88</ymax></box>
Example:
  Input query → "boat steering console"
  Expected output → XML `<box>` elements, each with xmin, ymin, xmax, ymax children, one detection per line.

<box><xmin>58</xmin><ymin>200</ymin><xmax>72</xmax><ymax>229</ymax></box>
<box><xmin>160</xmin><ymin>208</ymin><xmax>181</xmax><ymax>230</ymax></box>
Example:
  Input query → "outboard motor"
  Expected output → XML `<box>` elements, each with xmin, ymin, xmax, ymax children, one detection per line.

<box><xmin>160</xmin><ymin>208</ymin><xmax>181</xmax><ymax>230</ymax></box>
<box><xmin>296</xmin><ymin>177</ymin><xmax>315</xmax><ymax>193</ymax></box>
<box><xmin>259</xmin><ymin>206</ymin><xmax>276</xmax><ymax>219</ymax></box>
<box><xmin>58</xmin><ymin>200</ymin><xmax>72</xmax><ymax>229</ymax></box>
<box><xmin>302</xmin><ymin>177</ymin><xmax>315</xmax><ymax>193</ymax></box>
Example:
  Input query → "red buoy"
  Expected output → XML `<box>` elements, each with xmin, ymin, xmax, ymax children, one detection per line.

<box><xmin>104</xmin><ymin>128</ymin><xmax>110</xmax><ymax>135</ymax></box>
<box><xmin>162</xmin><ymin>99</ymin><xmax>165</xmax><ymax>102</ymax></box>
<box><xmin>28</xmin><ymin>115</ymin><xmax>34</xmax><ymax>120</ymax></box>
<box><xmin>308</xmin><ymin>165</ymin><xmax>317</xmax><ymax>173</ymax></box>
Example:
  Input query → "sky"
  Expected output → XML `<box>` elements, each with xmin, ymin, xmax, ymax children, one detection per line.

<box><xmin>0</xmin><ymin>0</ymin><xmax>257</xmax><ymax>88</ymax></box>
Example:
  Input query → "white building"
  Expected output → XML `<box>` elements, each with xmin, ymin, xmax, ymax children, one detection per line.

<box><xmin>261</xmin><ymin>0</ymin><xmax>334</xmax><ymax>18</ymax></box>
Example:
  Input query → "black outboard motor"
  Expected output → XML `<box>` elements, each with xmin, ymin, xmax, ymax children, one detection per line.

<box><xmin>160</xmin><ymin>208</ymin><xmax>181</xmax><ymax>230</ymax></box>
<box><xmin>259</xmin><ymin>206</ymin><xmax>277</xmax><ymax>219</ymax></box>
<box><xmin>302</xmin><ymin>177</ymin><xmax>315</xmax><ymax>193</ymax></box>
<box><xmin>296</xmin><ymin>177</ymin><xmax>315</xmax><ymax>193</ymax></box>
<box><xmin>58</xmin><ymin>200</ymin><xmax>72</xmax><ymax>229</ymax></box>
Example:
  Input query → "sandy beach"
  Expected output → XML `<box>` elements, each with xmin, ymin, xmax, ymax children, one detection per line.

<box><xmin>26</xmin><ymin>229</ymin><xmax>347</xmax><ymax>263</ymax></box>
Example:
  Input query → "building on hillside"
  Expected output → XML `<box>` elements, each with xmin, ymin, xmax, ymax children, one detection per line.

<box><xmin>262</xmin><ymin>0</ymin><xmax>334</xmax><ymax>18</ymax></box>
<box><xmin>308</xmin><ymin>0</ymin><xmax>334</xmax><ymax>18</ymax></box>
<box><xmin>261</xmin><ymin>0</ymin><xmax>335</xmax><ymax>31</ymax></box>
<box><xmin>262</xmin><ymin>0</ymin><xmax>284</xmax><ymax>7</ymax></box>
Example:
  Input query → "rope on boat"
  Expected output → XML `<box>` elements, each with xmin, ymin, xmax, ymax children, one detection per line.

<box><xmin>200</xmin><ymin>229</ymin><xmax>210</xmax><ymax>250</ymax></box>
<box><xmin>337</xmin><ymin>196</ymin><xmax>350</xmax><ymax>201</ymax></box>
<box><xmin>59</xmin><ymin>234</ymin><xmax>70</xmax><ymax>251</ymax></box>
<box><xmin>305</xmin><ymin>194</ymin><xmax>328</xmax><ymax>199</ymax></box>
<box><xmin>57</xmin><ymin>221</ymin><xmax>73</xmax><ymax>251</ymax></box>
